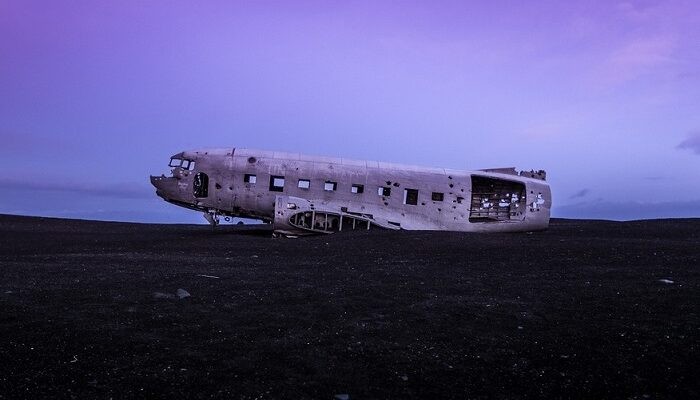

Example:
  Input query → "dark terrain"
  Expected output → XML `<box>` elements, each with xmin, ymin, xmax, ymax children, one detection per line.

<box><xmin>0</xmin><ymin>214</ymin><xmax>698</xmax><ymax>399</ymax></box>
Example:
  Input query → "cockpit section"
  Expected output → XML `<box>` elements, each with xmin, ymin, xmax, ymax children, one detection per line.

<box><xmin>151</xmin><ymin>154</ymin><xmax>200</xmax><ymax>205</ymax></box>
<box><xmin>152</xmin><ymin>149</ymin><xmax>241</xmax><ymax>227</ymax></box>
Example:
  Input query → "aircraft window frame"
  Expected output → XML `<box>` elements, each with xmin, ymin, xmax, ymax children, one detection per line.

<box><xmin>298</xmin><ymin>179</ymin><xmax>311</xmax><ymax>189</ymax></box>
<box><xmin>269</xmin><ymin>175</ymin><xmax>285</xmax><ymax>192</ymax></box>
<box><xmin>432</xmin><ymin>192</ymin><xmax>444</xmax><ymax>201</ymax></box>
<box><xmin>378</xmin><ymin>186</ymin><xmax>391</xmax><ymax>196</ymax></box>
<box><xmin>171</xmin><ymin>158</ymin><xmax>195</xmax><ymax>170</ymax></box>
<box><xmin>404</xmin><ymin>188</ymin><xmax>419</xmax><ymax>205</ymax></box>
<box><xmin>244</xmin><ymin>174</ymin><xmax>257</xmax><ymax>184</ymax></box>
<box><xmin>324</xmin><ymin>181</ymin><xmax>337</xmax><ymax>191</ymax></box>
<box><xmin>351</xmin><ymin>184</ymin><xmax>364</xmax><ymax>194</ymax></box>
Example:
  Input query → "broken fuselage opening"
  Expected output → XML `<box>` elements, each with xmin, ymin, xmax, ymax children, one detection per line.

<box><xmin>469</xmin><ymin>176</ymin><xmax>526</xmax><ymax>222</ymax></box>
<box><xmin>288</xmin><ymin>211</ymin><xmax>374</xmax><ymax>233</ymax></box>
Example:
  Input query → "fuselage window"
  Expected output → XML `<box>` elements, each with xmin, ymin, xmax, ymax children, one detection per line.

<box><xmin>404</xmin><ymin>189</ymin><xmax>419</xmax><ymax>205</ymax></box>
<box><xmin>269</xmin><ymin>176</ymin><xmax>285</xmax><ymax>192</ymax></box>
<box><xmin>298</xmin><ymin>179</ymin><xmax>310</xmax><ymax>189</ymax></box>
<box><xmin>378</xmin><ymin>186</ymin><xmax>391</xmax><ymax>196</ymax></box>
<box><xmin>432</xmin><ymin>192</ymin><xmax>444</xmax><ymax>201</ymax></box>
<box><xmin>244</xmin><ymin>174</ymin><xmax>257</xmax><ymax>184</ymax></box>
<box><xmin>324</xmin><ymin>181</ymin><xmax>337</xmax><ymax>191</ymax></box>
<box><xmin>351</xmin><ymin>184</ymin><xmax>364</xmax><ymax>194</ymax></box>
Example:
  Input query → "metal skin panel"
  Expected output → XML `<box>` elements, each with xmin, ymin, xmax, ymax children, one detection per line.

<box><xmin>151</xmin><ymin>148</ymin><xmax>551</xmax><ymax>235</ymax></box>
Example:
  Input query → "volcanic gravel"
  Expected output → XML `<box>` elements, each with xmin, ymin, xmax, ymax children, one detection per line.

<box><xmin>0</xmin><ymin>214</ymin><xmax>698</xmax><ymax>399</ymax></box>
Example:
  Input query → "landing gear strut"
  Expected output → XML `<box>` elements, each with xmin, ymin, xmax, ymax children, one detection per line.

<box><xmin>203</xmin><ymin>210</ymin><xmax>220</xmax><ymax>231</ymax></box>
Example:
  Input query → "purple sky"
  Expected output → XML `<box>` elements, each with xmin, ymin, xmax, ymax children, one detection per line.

<box><xmin>1</xmin><ymin>1</ymin><xmax>699</xmax><ymax>222</ymax></box>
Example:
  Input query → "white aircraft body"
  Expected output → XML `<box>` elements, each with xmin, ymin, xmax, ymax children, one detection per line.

<box><xmin>151</xmin><ymin>148</ymin><xmax>551</xmax><ymax>235</ymax></box>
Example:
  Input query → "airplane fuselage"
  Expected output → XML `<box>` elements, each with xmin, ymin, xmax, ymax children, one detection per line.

<box><xmin>150</xmin><ymin>148</ymin><xmax>551</xmax><ymax>234</ymax></box>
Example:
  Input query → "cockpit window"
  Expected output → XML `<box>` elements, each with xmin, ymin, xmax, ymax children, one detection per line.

<box><xmin>169</xmin><ymin>158</ymin><xmax>195</xmax><ymax>170</ymax></box>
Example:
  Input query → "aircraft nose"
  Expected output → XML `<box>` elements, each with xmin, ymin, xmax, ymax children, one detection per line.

<box><xmin>150</xmin><ymin>175</ymin><xmax>171</xmax><ymax>198</ymax></box>
<box><xmin>150</xmin><ymin>175</ymin><xmax>162</xmax><ymax>189</ymax></box>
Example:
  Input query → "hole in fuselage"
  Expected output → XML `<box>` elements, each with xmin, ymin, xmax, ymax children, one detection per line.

<box><xmin>469</xmin><ymin>175</ymin><xmax>525</xmax><ymax>222</ymax></box>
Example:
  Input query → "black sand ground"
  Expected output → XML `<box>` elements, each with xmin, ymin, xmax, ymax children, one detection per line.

<box><xmin>0</xmin><ymin>214</ymin><xmax>698</xmax><ymax>399</ymax></box>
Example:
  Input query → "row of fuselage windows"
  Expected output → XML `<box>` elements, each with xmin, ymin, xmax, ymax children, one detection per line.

<box><xmin>169</xmin><ymin>158</ymin><xmax>195</xmax><ymax>170</ymax></box>
<box><xmin>243</xmin><ymin>174</ymin><xmax>447</xmax><ymax>205</ymax></box>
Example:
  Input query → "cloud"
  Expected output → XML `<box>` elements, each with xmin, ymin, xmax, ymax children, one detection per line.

<box><xmin>0</xmin><ymin>130</ymin><xmax>80</xmax><ymax>157</ymax></box>
<box><xmin>0</xmin><ymin>178</ymin><xmax>153</xmax><ymax>199</ymax></box>
<box><xmin>569</xmin><ymin>189</ymin><xmax>590</xmax><ymax>199</ymax></box>
<box><xmin>677</xmin><ymin>131</ymin><xmax>700</xmax><ymax>154</ymax></box>
<box><xmin>616</xmin><ymin>1</ymin><xmax>661</xmax><ymax>21</ymax></box>
<box><xmin>600</xmin><ymin>35</ymin><xmax>677</xmax><ymax>84</ymax></box>
<box><xmin>553</xmin><ymin>199</ymin><xmax>700</xmax><ymax>220</ymax></box>
<box><xmin>676</xmin><ymin>71</ymin><xmax>700</xmax><ymax>80</ymax></box>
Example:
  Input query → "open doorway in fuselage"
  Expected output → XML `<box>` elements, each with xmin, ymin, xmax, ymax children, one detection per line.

<box><xmin>193</xmin><ymin>172</ymin><xmax>209</xmax><ymax>198</ymax></box>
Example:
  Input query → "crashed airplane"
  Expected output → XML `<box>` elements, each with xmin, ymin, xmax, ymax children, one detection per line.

<box><xmin>151</xmin><ymin>148</ymin><xmax>551</xmax><ymax>235</ymax></box>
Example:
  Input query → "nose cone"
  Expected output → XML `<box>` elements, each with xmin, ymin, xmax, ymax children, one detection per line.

<box><xmin>150</xmin><ymin>175</ymin><xmax>177</xmax><ymax>199</ymax></box>
<box><xmin>150</xmin><ymin>175</ymin><xmax>163</xmax><ymax>196</ymax></box>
